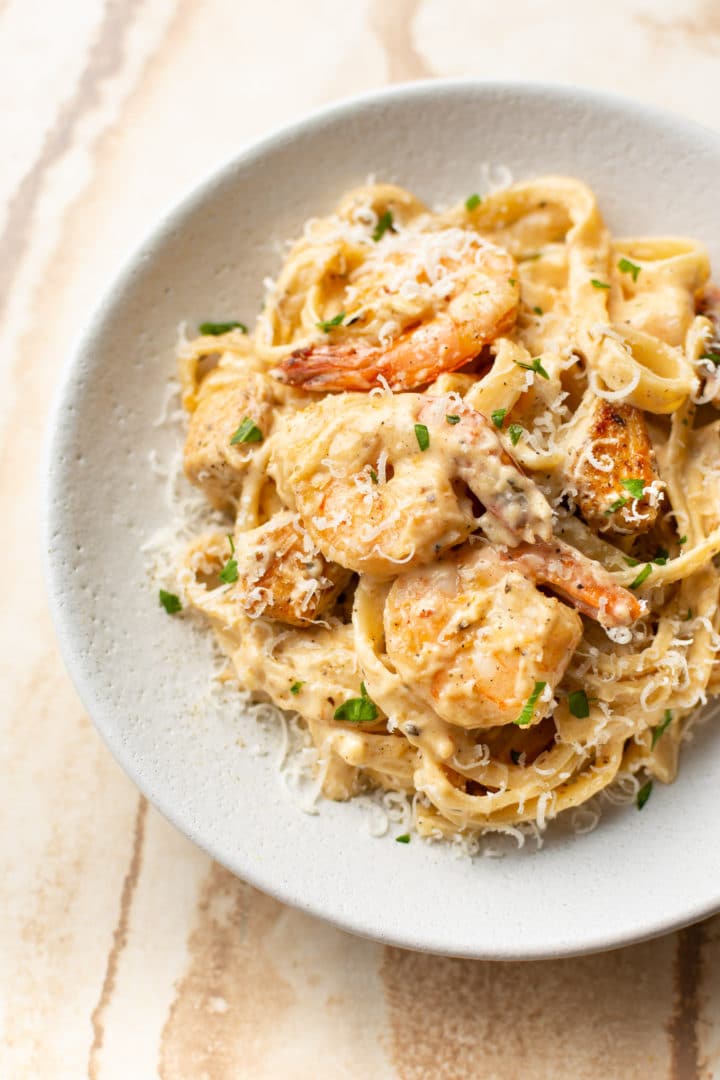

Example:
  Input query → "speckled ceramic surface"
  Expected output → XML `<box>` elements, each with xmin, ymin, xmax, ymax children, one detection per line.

<box><xmin>44</xmin><ymin>81</ymin><xmax>720</xmax><ymax>959</ymax></box>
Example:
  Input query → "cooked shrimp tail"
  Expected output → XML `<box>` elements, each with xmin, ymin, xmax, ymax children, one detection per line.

<box><xmin>502</xmin><ymin>538</ymin><xmax>644</xmax><ymax>627</ymax></box>
<box><xmin>272</xmin><ymin>239</ymin><xmax>519</xmax><ymax>392</ymax></box>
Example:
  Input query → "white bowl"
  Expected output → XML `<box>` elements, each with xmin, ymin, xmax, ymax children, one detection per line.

<box><xmin>44</xmin><ymin>81</ymin><xmax>720</xmax><ymax>959</ymax></box>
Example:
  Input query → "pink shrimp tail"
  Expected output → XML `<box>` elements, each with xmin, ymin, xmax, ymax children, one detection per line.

<box><xmin>272</xmin><ymin>343</ymin><xmax>385</xmax><ymax>392</ymax></box>
<box><xmin>504</xmin><ymin>539</ymin><xmax>644</xmax><ymax>627</ymax></box>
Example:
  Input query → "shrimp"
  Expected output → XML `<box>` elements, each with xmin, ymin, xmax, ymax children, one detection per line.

<box><xmin>384</xmin><ymin>545</ymin><xmax>583</xmax><ymax>729</ymax></box>
<box><xmin>272</xmin><ymin>235</ymin><xmax>519</xmax><ymax>392</ymax></box>
<box><xmin>268</xmin><ymin>392</ymin><xmax>552</xmax><ymax>578</ymax></box>
<box><xmin>561</xmin><ymin>394</ymin><xmax>660</xmax><ymax>534</ymax></box>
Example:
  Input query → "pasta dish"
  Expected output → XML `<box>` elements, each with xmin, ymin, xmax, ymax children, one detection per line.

<box><xmin>164</xmin><ymin>176</ymin><xmax>720</xmax><ymax>842</ymax></box>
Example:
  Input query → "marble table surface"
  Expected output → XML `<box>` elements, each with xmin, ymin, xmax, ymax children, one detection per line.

<box><xmin>3</xmin><ymin>0</ymin><xmax>720</xmax><ymax>1076</ymax></box>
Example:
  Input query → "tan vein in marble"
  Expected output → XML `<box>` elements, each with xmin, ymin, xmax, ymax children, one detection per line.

<box><xmin>158</xmin><ymin>864</ymin><xmax>294</xmax><ymax>1080</ymax></box>
<box><xmin>87</xmin><ymin>795</ymin><xmax>148</xmax><ymax>1080</ymax></box>
<box><xmin>382</xmin><ymin>936</ymin><xmax>674</xmax><ymax>1079</ymax></box>
<box><xmin>0</xmin><ymin>0</ymin><xmax>146</xmax><ymax>325</ymax></box>
<box><xmin>669</xmin><ymin>923</ymin><xmax>705</xmax><ymax>1080</ymax></box>
<box><xmin>638</xmin><ymin>0</ymin><xmax>720</xmax><ymax>52</ymax></box>
<box><xmin>369</xmin><ymin>0</ymin><xmax>433</xmax><ymax>82</ymax></box>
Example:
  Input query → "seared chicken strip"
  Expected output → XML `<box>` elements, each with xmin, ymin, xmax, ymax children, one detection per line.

<box><xmin>183</xmin><ymin>375</ymin><xmax>275</xmax><ymax>510</ymax></box>
<box><xmin>230</xmin><ymin>512</ymin><xmax>351</xmax><ymax>626</ymax></box>
<box><xmin>562</xmin><ymin>395</ymin><xmax>660</xmax><ymax>534</ymax></box>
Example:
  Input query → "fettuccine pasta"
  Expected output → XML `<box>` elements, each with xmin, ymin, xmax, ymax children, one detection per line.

<box><xmin>167</xmin><ymin>176</ymin><xmax>720</xmax><ymax>841</ymax></box>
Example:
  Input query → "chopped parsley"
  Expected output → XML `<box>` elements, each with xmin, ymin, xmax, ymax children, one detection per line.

<box><xmin>491</xmin><ymin>408</ymin><xmax>506</xmax><ymax>429</ymax></box>
<box><xmin>369</xmin><ymin>467</ymin><xmax>379</xmax><ymax>484</ymax></box>
<box><xmin>334</xmin><ymin>682</ymin><xmax>379</xmax><ymax>723</ymax></box>
<box><xmin>414</xmin><ymin>423</ymin><xmax>430</xmax><ymax>451</ymax></box>
<box><xmin>445</xmin><ymin>414</ymin><xmax>461</xmax><ymax>425</ymax></box>
<box><xmin>521</xmin><ymin>252</ymin><xmax>542</xmax><ymax>261</ymax></box>
<box><xmin>700</xmin><ymin>350</ymin><xmax>720</xmax><ymax>365</ymax></box>
<box><xmin>317</xmin><ymin>311</ymin><xmax>346</xmax><ymax>332</ymax></box>
<box><xmin>618</xmin><ymin>257</ymin><xmax>641</xmax><ymax>282</ymax></box>
<box><xmin>508</xmin><ymin>423</ymin><xmax>524</xmax><ymax>447</ymax></box>
<box><xmin>508</xmin><ymin>277</ymin><xmax>517</xmax><ymax>287</ymax></box>
<box><xmin>651</xmin><ymin>709</ymin><xmax>672</xmax><ymax>749</ymax></box>
<box><xmin>636</xmin><ymin>780</ymin><xmax>653</xmax><ymax>810</ymax></box>
<box><xmin>515</xmin><ymin>356</ymin><xmax>550</xmax><ymax>380</ymax></box>
<box><xmin>624</xmin><ymin>556</ymin><xmax>639</xmax><ymax>567</ymax></box>
<box><xmin>533</xmin><ymin>305</ymin><xmax>543</xmax><ymax>316</ymax></box>
<box><xmin>568</xmin><ymin>689</ymin><xmax>590</xmax><ymax>719</ymax></box>
<box><xmin>591</xmin><ymin>279</ymin><xmax>611</xmax><ymax>289</ymax></box>
<box><xmin>219</xmin><ymin>534</ymin><xmax>239</xmax><ymax>584</ymax></box>
<box><xmin>678</xmin><ymin>535</ymin><xmax>688</xmax><ymax>545</ymax></box>
<box><xmin>620</xmin><ymin>477</ymin><xmax>645</xmax><ymax>499</ymax></box>
<box><xmin>465</xmin><ymin>193</ymin><xmax>482</xmax><ymax>211</ymax></box>
<box><xmin>685</xmin><ymin>608</ymin><xmax>693</xmax><ymax>621</ymax></box>
<box><xmin>514</xmin><ymin>680</ymin><xmax>547</xmax><ymax>727</ymax></box>
<box><xmin>629</xmin><ymin>563</ymin><xmax>652</xmax><ymax>590</ymax></box>
<box><xmin>372</xmin><ymin>210</ymin><xmax>394</xmax><ymax>242</ymax></box>
<box><xmin>198</xmin><ymin>320</ymin><xmax>247</xmax><ymax>336</ymax></box>
<box><xmin>653</xmin><ymin>547</ymin><xmax>669</xmax><ymax>566</ymax></box>
<box><xmin>290</xmin><ymin>681</ymin><xmax>303</xmax><ymax>695</ymax></box>
<box><xmin>159</xmin><ymin>589</ymin><xmax>182</xmax><ymax>615</ymax></box>
<box><xmin>606</xmin><ymin>496</ymin><xmax>629</xmax><ymax>514</ymax></box>
<box><xmin>230</xmin><ymin>417</ymin><xmax>263</xmax><ymax>445</ymax></box>
<box><xmin>395</xmin><ymin>833</ymin><xmax>411</xmax><ymax>844</ymax></box>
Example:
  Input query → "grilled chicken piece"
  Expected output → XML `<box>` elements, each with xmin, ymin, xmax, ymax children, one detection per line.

<box><xmin>183</xmin><ymin>376</ymin><xmax>275</xmax><ymax>510</ymax></box>
<box><xmin>231</xmin><ymin>511</ymin><xmax>352</xmax><ymax>625</ymax></box>
<box><xmin>563</xmin><ymin>396</ymin><xmax>660</xmax><ymax>534</ymax></box>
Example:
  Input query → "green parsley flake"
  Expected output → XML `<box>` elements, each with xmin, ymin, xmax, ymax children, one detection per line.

<box><xmin>317</xmin><ymin>311</ymin><xmax>346</xmax><ymax>333</ymax></box>
<box><xmin>372</xmin><ymin>210</ymin><xmax>394</xmax><ymax>242</ymax></box>
<box><xmin>491</xmin><ymin>408</ymin><xmax>507</xmax><ymax>429</ymax></box>
<box><xmin>700</xmin><ymin>351</ymin><xmax>720</xmax><ymax>365</ymax></box>
<box><xmin>230</xmin><ymin>417</ymin><xmax>263</xmax><ymax>445</ymax></box>
<box><xmin>568</xmin><ymin>689</ymin><xmax>590</xmax><ymax>719</ymax></box>
<box><xmin>533</xmin><ymin>305</ymin><xmax>543</xmax><ymax>316</ymax></box>
<box><xmin>508</xmin><ymin>423</ymin><xmax>523</xmax><ymax>447</ymax></box>
<box><xmin>508</xmin><ymin>277</ymin><xmax>517</xmax><ymax>287</ymax></box>
<box><xmin>290</xmin><ymin>681</ymin><xmax>303</xmax><ymax>695</ymax></box>
<box><xmin>624</xmin><ymin>556</ymin><xmax>639</xmax><ymax>567</ymax></box>
<box><xmin>414</xmin><ymin>423</ymin><xmax>430</xmax><ymax>451</ymax></box>
<box><xmin>465</xmin><ymin>193</ymin><xmax>482</xmax><ymax>211</ymax></box>
<box><xmin>445</xmin><ymin>414</ymin><xmax>461</xmax><ymax>425</ymax></box>
<box><xmin>636</xmin><ymin>780</ymin><xmax>653</xmax><ymax>810</ymax></box>
<box><xmin>159</xmin><ymin>589</ymin><xmax>182</xmax><ymax>615</ymax></box>
<box><xmin>653</xmin><ymin>547</ymin><xmax>669</xmax><ymax>566</ymax></box>
<box><xmin>515</xmin><ymin>356</ymin><xmax>550</xmax><ymax>380</ymax></box>
<box><xmin>334</xmin><ymin>683</ymin><xmax>379</xmax><ymax>723</ymax></box>
<box><xmin>630</xmin><ymin>564</ymin><xmax>652</xmax><ymax>590</ymax></box>
<box><xmin>651</xmin><ymin>709</ymin><xmax>672</xmax><ymax>749</ymax></box>
<box><xmin>606</xmin><ymin>496</ymin><xmax>629</xmax><ymax>514</ymax></box>
<box><xmin>395</xmin><ymin>833</ymin><xmax>411</xmax><ymax>844</ymax></box>
<box><xmin>620</xmin><ymin>477</ymin><xmax>645</xmax><ymax>499</ymax></box>
<box><xmin>369</xmin><ymin>467</ymin><xmax>379</xmax><ymax>484</ymax></box>
<box><xmin>521</xmin><ymin>252</ymin><xmax>542</xmax><ymax>261</ymax></box>
<box><xmin>199</xmin><ymin>320</ymin><xmax>248</xmax><ymax>336</ymax></box>
<box><xmin>219</xmin><ymin>534</ymin><xmax>238</xmax><ymax>584</ymax></box>
<box><xmin>514</xmin><ymin>680</ymin><xmax>547</xmax><ymax>727</ymax></box>
<box><xmin>618</xmin><ymin>257</ymin><xmax>641</xmax><ymax>282</ymax></box>
<box><xmin>685</xmin><ymin>608</ymin><xmax>693</xmax><ymax>621</ymax></box>
<box><xmin>678</xmin><ymin>536</ymin><xmax>688</xmax><ymax>545</ymax></box>
<box><xmin>591</xmin><ymin>279</ymin><xmax>611</xmax><ymax>290</ymax></box>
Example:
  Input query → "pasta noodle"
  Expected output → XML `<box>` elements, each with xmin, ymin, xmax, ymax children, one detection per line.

<box><xmin>168</xmin><ymin>176</ymin><xmax>720</xmax><ymax>841</ymax></box>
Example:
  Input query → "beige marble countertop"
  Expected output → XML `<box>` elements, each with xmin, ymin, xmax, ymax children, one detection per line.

<box><xmin>3</xmin><ymin>1</ymin><xmax>720</xmax><ymax>1076</ymax></box>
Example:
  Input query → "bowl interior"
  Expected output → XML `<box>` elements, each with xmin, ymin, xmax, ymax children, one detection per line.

<box><xmin>45</xmin><ymin>82</ymin><xmax>720</xmax><ymax>959</ymax></box>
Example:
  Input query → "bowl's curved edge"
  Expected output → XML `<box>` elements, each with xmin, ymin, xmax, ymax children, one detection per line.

<box><xmin>42</xmin><ymin>78</ymin><xmax>720</xmax><ymax>960</ymax></box>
